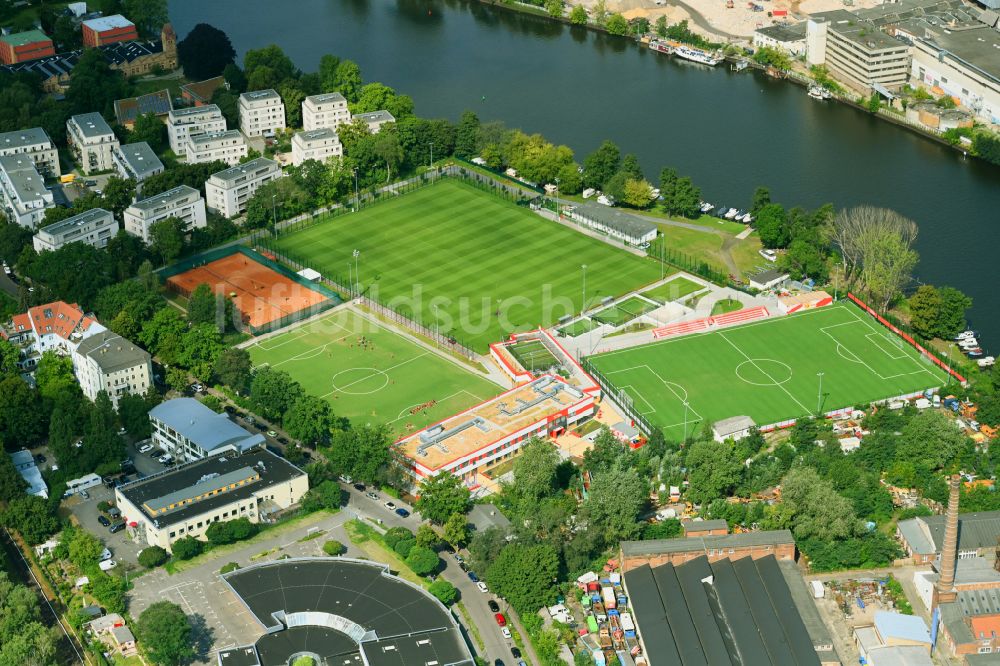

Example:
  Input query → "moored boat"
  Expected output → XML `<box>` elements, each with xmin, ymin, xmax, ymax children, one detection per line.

<box><xmin>674</xmin><ymin>45</ymin><xmax>723</xmax><ymax>66</ymax></box>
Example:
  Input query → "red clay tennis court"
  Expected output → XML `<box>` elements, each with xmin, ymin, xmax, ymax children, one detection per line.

<box><xmin>166</xmin><ymin>252</ymin><xmax>328</xmax><ymax>329</ymax></box>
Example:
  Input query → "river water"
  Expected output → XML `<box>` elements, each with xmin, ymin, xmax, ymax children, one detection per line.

<box><xmin>171</xmin><ymin>0</ymin><xmax>1000</xmax><ymax>347</ymax></box>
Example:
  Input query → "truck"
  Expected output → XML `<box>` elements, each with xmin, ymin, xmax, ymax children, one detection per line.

<box><xmin>943</xmin><ymin>396</ymin><xmax>960</xmax><ymax>411</ymax></box>
<box><xmin>620</xmin><ymin>612</ymin><xmax>636</xmax><ymax>638</ymax></box>
<box><xmin>810</xmin><ymin>580</ymin><xmax>824</xmax><ymax>599</ymax></box>
<box><xmin>602</xmin><ymin>586</ymin><xmax>617</xmax><ymax>610</ymax></box>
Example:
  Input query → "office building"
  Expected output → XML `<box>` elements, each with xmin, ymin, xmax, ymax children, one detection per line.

<box><xmin>806</xmin><ymin>10</ymin><xmax>911</xmax><ymax>93</ymax></box>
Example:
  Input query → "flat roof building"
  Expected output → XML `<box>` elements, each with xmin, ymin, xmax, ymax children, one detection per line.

<box><xmin>806</xmin><ymin>10</ymin><xmax>911</xmax><ymax>93</ymax></box>
<box><xmin>908</xmin><ymin>26</ymin><xmax>1000</xmax><ymax>125</ymax></box>
<box><xmin>0</xmin><ymin>154</ymin><xmax>53</xmax><ymax>228</ymax></box>
<box><xmin>205</xmin><ymin>157</ymin><xmax>281</xmax><ymax>218</ymax></box>
<box><xmin>167</xmin><ymin>104</ymin><xmax>227</xmax><ymax>156</ymax></box>
<box><xmin>290</xmin><ymin>128</ymin><xmax>342</xmax><ymax>166</ymax></box>
<box><xmin>239</xmin><ymin>89</ymin><xmax>286</xmax><ymax>138</ymax></box>
<box><xmin>123</xmin><ymin>185</ymin><xmax>206</xmax><ymax>243</ymax></box>
<box><xmin>620</xmin><ymin>529</ymin><xmax>797</xmax><ymax>571</ymax></box>
<box><xmin>565</xmin><ymin>202</ymin><xmax>658</xmax><ymax>247</ymax></box>
<box><xmin>71</xmin><ymin>330</ymin><xmax>151</xmax><ymax>407</ymax></box>
<box><xmin>753</xmin><ymin>22</ymin><xmax>808</xmax><ymax>56</ymax></box>
<box><xmin>712</xmin><ymin>415</ymin><xmax>757</xmax><ymax>442</ymax></box>
<box><xmin>149</xmin><ymin>397</ymin><xmax>265</xmax><ymax>463</ymax></box>
<box><xmin>352</xmin><ymin>110</ymin><xmax>395</xmax><ymax>133</ymax></box>
<box><xmin>183</xmin><ymin>129</ymin><xmax>248</xmax><ymax>166</ymax></box>
<box><xmin>81</xmin><ymin>15</ymin><xmax>138</xmax><ymax>48</ymax></box>
<box><xmin>33</xmin><ymin>207</ymin><xmax>118</xmax><ymax>253</ymax></box>
<box><xmin>67</xmin><ymin>112</ymin><xmax>120</xmax><ymax>175</ymax></box>
<box><xmin>112</xmin><ymin>142</ymin><xmax>164</xmax><ymax>185</ymax></box>
<box><xmin>0</xmin><ymin>127</ymin><xmax>60</xmax><ymax>177</ymax></box>
<box><xmin>0</xmin><ymin>29</ymin><xmax>55</xmax><ymax>65</ymax></box>
<box><xmin>114</xmin><ymin>448</ymin><xmax>307</xmax><ymax>551</ymax></box>
<box><xmin>302</xmin><ymin>91</ymin><xmax>350</xmax><ymax>131</ymax></box>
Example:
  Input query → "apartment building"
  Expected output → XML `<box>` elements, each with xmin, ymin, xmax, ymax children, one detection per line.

<box><xmin>0</xmin><ymin>154</ymin><xmax>54</xmax><ymax>228</ymax></box>
<box><xmin>183</xmin><ymin>129</ymin><xmax>248</xmax><ymax>166</ymax></box>
<box><xmin>33</xmin><ymin>208</ymin><xmax>118</xmax><ymax>253</ymax></box>
<box><xmin>806</xmin><ymin>10</ymin><xmax>911</xmax><ymax>93</ymax></box>
<box><xmin>302</xmin><ymin>92</ymin><xmax>350</xmax><ymax>130</ymax></box>
<box><xmin>0</xmin><ymin>127</ymin><xmax>60</xmax><ymax>177</ymax></box>
<box><xmin>239</xmin><ymin>89</ymin><xmax>286</xmax><ymax>137</ymax></box>
<box><xmin>2</xmin><ymin>300</ymin><xmax>105</xmax><ymax>371</ymax></box>
<box><xmin>111</xmin><ymin>142</ymin><xmax>164</xmax><ymax>188</ymax></box>
<box><xmin>67</xmin><ymin>112</ymin><xmax>120</xmax><ymax>175</ymax></box>
<box><xmin>71</xmin><ymin>330</ymin><xmax>151</xmax><ymax>407</ymax></box>
<box><xmin>353</xmin><ymin>110</ymin><xmax>395</xmax><ymax>133</ymax></box>
<box><xmin>123</xmin><ymin>185</ymin><xmax>206</xmax><ymax>243</ymax></box>
<box><xmin>0</xmin><ymin>30</ymin><xmax>55</xmax><ymax>65</ymax></box>
<box><xmin>81</xmin><ymin>15</ymin><xmax>138</xmax><ymax>48</ymax></box>
<box><xmin>167</xmin><ymin>104</ymin><xmax>227</xmax><ymax>156</ymax></box>
<box><xmin>204</xmin><ymin>157</ymin><xmax>281</xmax><ymax>218</ymax></box>
<box><xmin>290</xmin><ymin>128</ymin><xmax>342</xmax><ymax>166</ymax></box>
<box><xmin>114</xmin><ymin>448</ymin><xmax>306</xmax><ymax>552</ymax></box>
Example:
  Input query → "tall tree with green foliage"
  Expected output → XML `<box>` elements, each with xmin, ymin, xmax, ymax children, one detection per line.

<box><xmin>570</xmin><ymin>4</ymin><xmax>588</xmax><ymax>24</ymax></box>
<box><xmin>177</xmin><ymin>23</ymin><xmax>236</xmax><ymax>80</ymax></box>
<box><xmin>582</xmin><ymin>140</ymin><xmax>620</xmax><ymax>190</ymax></box>
<box><xmin>149</xmin><ymin>217</ymin><xmax>186</xmax><ymax>264</ymax></box>
<box><xmin>416</xmin><ymin>472</ymin><xmax>471</xmax><ymax>524</ymax></box>
<box><xmin>250</xmin><ymin>366</ymin><xmax>303</xmax><ymax>422</ymax></box>
<box><xmin>214</xmin><ymin>347</ymin><xmax>253</xmax><ymax>394</ymax></box>
<box><xmin>186</xmin><ymin>283</ymin><xmax>218</xmax><ymax>328</ymax></box>
<box><xmin>324</xmin><ymin>424</ymin><xmax>393</xmax><ymax>483</ymax></box>
<box><xmin>486</xmin><ymin>543</ymin><xmax>559</xmax><ymax>613</ymax></box>
<box><xmin>137</xmin><ymin>601</ymin><xmax>195</xmax><ymax>666</ymax></box>
<box><xmin>685</xmin><ymin>439</ymin><xmax>743</xmax><ymax>505</ymax></box>
<box><xmin>283</xmin><ymin>395</ymin><xmax>336</xmax><ymax>446</ymax></box>
<box><xmin>769</xmin><ymin>467</ymin><xmax>859</xmax><ymax>540</ymax></box>
<box><xmin>585</xmin><ymin>462</ymin><xmax>647</xmax><ymax>544</ymax></box>
<box><xmin>605</xmin><ymin>13</ymin><xmax>628</xmax><ymax>35</ymax></box>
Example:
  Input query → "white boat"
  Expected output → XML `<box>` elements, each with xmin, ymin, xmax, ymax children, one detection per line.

<box><xmin>725</xmin><ymin>208</ymin><xmax>739</xmax><ymax>219</ymax></box>
<box><xmin>674</xmin><ymin>45</ymin><xmax>723</xmax><ymax>66</ymax></box>
<box><xmin>738</xmin><ymin>213</ymin><xmax>752</xmax><ymax>223</ymax></box>
<box><xmin>977</xmin><ymin>356</ymin><xmax>995</xmax><ymax>368</ymax></box>
<box><xmin>808</xmin><ymin>85</ymin><xmax>832</xmax><ymax>100</ymax></box>
<box><xmin>649</xmin><ymin>39</ymin><xmax>674</xmax><ymax>55</ymax></box>
<box><xmin>700</xmin><ymin>202</ymin><xmax>714</xmax><ymax>213</ymax></box>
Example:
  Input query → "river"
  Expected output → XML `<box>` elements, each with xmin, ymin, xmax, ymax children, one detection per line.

<box><xmin>171</xmin><ymin>0</ymin><xmax>1000</xmax><ymax>349</ymax></box>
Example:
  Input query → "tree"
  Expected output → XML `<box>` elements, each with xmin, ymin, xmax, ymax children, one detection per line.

<box><xmin>0</xmin><ymin>338</ymin><xmax>19</xmax><ymax>378</ymax></box>
<box><xmin>67</xmin><ymin>527</ymin><xmax>105</xmax><ymax>568</ymax></box>
<box><xmin>139</xmin><ymin>546</ymin><xmax>170</xmax><ymax>568</ymax></box>
<box><xmin>1</xmin><ymin>496</ymin><xmax>59</xmax><ymax>544</ymax></box>
<box><xmin>170</xmin><ymin>536</ymin><xmax>203</xmax><ymax>560</ymax></box>
<box><xmin>0</xmin><ymin>375</ymin><xmax>44</xmax><ymax>446</ymax></box>
<box><xmin>779</xmin><ymin>238</ymin><xmax>828</xmax><ymax>281</ymax></box>
<box><xmin>545</xmin><ymin>0</ymin><xmax>564</xmax><ymax>17</ymax></box>
<box><xmin>468</xmin><ymin>526</ymin><xmax>509</xmax><ymax>575</ymax></box>
<box><xmin>428</xmin><ymin>579</ymin><xmax>458</xmax><ymax>605</ymax></box>
<box><xmin>137</xmin><ymin>601</ymin><xmax>194</xmax><ymax>666</ymax></box>
<box><xmin>280</xmin><ymin>80</ymin><xmax>307</xmax><ymax>127</ymax></box>
<box><xmin>750</xmin><ymin>186</ymin><xmax>771</xmax><ymax>216</ymax></box>
<box><xmin>66</xmin><ymin>49</ymin><xmax>127</xmax><ymax>116</ymax></box>
<box><xmin>770</xmin><ymin>467</ymin><xmax>859</xmax><ymax>540</ymax></box>
<box><xmin>834</xmin><ymin>207</ymin><xmax>918</xmax><ymax>309</ymax></box>
<box><xmin>486</xmin><ymin>543</ymin><xmax>559</xmax><ymax>613</ymax></box>
<box><xmin>124</xmin><ymin>0</ymin><xmax>167</xmax><ymax>36</ymax></box>
<box><xmin>244</xmin><ymin>44</ymin><xmax>297</xmax><ymax>87</ymax></box>
<box><xmin>323</xmin><ymin>540</ymin><xmax>344</xmax><ymax>556</ymax></box>
<box><xmin>582</xmin><ymin>140</ymin><xmax>620</xmax><ymax>190</ymax></box>
<box><xmin>301</xmin><ymin>480</ymin><xmax>343</xmax><ymax>512</ymax></box>
<box><xmin>214</xmin><ymin>347</ymin><xmax>253</xmax><ymax>394</ymax></box>
<box><xmin>283</xmin><ymin>395</ymin><xmax>336</xmax><ymax>446</ymax></box>
<box><xmin>585</xmin><ymin>463</ymin><xmax>647</xmax><ymax>544</ymax></box>
<box><xmin>324</xmin><ymin>425</ymin><xmax>393</xmax><ymax>484</ymax></box>
<box><xmin>937</xmin><ymin>287</ymin><xmax>972</xmax><ymax>339</ymax></box>
<box><xmin>211</xmin><ymin>87</ymin><xmax>240</xmax><ymax>128</ymax></box>
<box><xmin>405</xmin><ymin>546</ymin><xmax>439</xmax><ymax>576</ymax></box>
<box><xmin>669</xmin><ymin>176</ymin><xmax>701</xmax><ymax>218</ymax></box>
<box><xmin>583</xmin><ymin>428</ymin><xmax>628</xmax><ymax>473</ymax></box>
<box><xmin>755</xmin><ymin>203</ymin><xmax>790</xmax><ymax>249</ymax></box>
<box><xmin>510</xmin><ymin>437</ymin><xmax>560</xmax><ymax>505</ymax></box>
<box><xmin>206</xmin><ymin>518</ymin><xmax>258</xmax><ymax>545</ymax></box>
<box><xmin>177</xmin><ymin>324</ymin><xmax>224</xmax><ymax>381</ymax></box>
<box><xmin>685</xmin><ymin>440</ymin><xmax>743</xmax><ymax>505</ymax></box>
<box><xmin>896</xmin><ymin>409</ymin><xmax>969</xmax><ymax>471</ymax></box>
<box><xmin>177</xmin><ymin>23</ymin><xmax>236</xmax><ymax>80</ymax></box>
<box><xmin>416</xmin><ymin>472</ymin><xmax>471</xmax><ymax>524</ymax></box>
<box><xmin>353</xmin><ymin>82</ymin><xmax>415</xmax><ymax>120</ymax></box>
<box><xmin>454</xmin><ymin>111</ymin><xmax>480</xmax><ymax>159</ymax></box>
<box><xmin>908</xmin><ymin>285</ymin><xmax>943</xmax><ymax>339</ymax></box>
<box><xmin>334</xmin><ymin>60</ymin><xmax>363</xmax><ymax>102</ymax></box>
<box><xmin>383</xmin><ymin>526</ymin><xmax>414</xmax><ymax>550</ymax></box>
<box><xmin>149</xmin><ymin>217</ymin><xmax>186</xmax><ymax>265</ymax></box>
<box><xmin>101</xmin><ymin>175</ymin><xmax>137</xmax><ymax>216</ymax></box>
<box><xmin>0</xmin><ymin>453</ymin><xmax>26</xmax><ymax>501</ymax></box>
<box><xmin>605</xmin><ymin>13</ymin><xmax>628</xmax><ymax>35</ymax></box>
<box><xmin>186</xmin><ymin>283</ymin><xmax>218</xmax><ymax>327</ymax></box>
<box><xmin>35</xmin><ymin>351</ymin><xmax>79</xmax><ymax>403</ymax></box>
<box><xmin>593</xmin><ymin>0</ymin><xmax>609</xmax><ymax>24</ymax></box>
<box><xmin>621</xmin><ymin>178</ymin><xmax>654</xmax><ymax>208</ymax></box>
<box><xmin>251</xmin><ymin>366</ymin><xmax>303</xmax><ymax>422</ymax></box>
<box><xmin>416</xmin><ymin>523</ymin><xmax>441</xmax><ymax>549</ymax></box>
<box><xmin>443</xmin><ymin>512</ymin><xmax>470</xmax><ymax>551</ymax></box>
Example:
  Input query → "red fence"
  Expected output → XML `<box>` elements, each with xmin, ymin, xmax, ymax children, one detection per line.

<box><xmin>846</xmin><ymin>292</ymin><xmax>966</xmax><ymax>384</ymax></box>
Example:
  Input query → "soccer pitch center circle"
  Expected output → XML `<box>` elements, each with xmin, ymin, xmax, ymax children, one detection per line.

<box><xmin>331</xmin><ymin>367</ymin><xmax>390</xmax><ymax>394</ymax></box>
<box><xmin>735</xmin><ymin>359</ymin><xmax>794</xmax><ymax>386</ymax></box>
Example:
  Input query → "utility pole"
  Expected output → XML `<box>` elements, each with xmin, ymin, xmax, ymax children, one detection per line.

<box><xmin>353</xmin><ymin>249</ymin><xmax>360</xmax><ymax>297</ymax></box>
<box><xmin>271</xmin><ymin>194</ymin><xmax>277</xmax><ymax>236</ymax></box>
<box><xmin>429</xmin><ymin>142</ymin><xmax>434</xmax><ymax>178</ymax></box>
<box><xmin>816</xmin><ymin>372</ymin><xmax>825</xmax><ymax>414</ymax></box>
<box><xmin>683</xmin><ymin>401</ymin><xmax>690</xmax><ymax>441</ymax></box>
<box><xmin>353</xmin><ymin>168</ymin><xmax>359</xmax><ymax>211</ymax></box>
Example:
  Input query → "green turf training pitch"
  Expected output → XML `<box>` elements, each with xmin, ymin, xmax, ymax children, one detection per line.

<box><xmin>641</xmin><ymin>276</ymin><xmax>704</xmax><ymax>303</ymax></box>
<box><xmin>271</xmin><ymin>179</ymin><xmax>661</xmax><ymax>351</ymax></box>
<box><xmin>592</xmin><ymin>296</ymin><xmax>659</xmax><ymax>326</ymax></box>
<box><xmin>558</xmin><ymin>318</ymin><xmax>599</xmax><ymax>338</ymax></box>
<box><xmin>507</xmin><ymin>340</ymin><xmax>559</xmax><ymax>373</ymax></box>
<box><xmin>587</xmin><ymin>303</ymin><xmax>951</xmax><ymax>440</ymax></box>
<box><xmin>247</xmin><ymin>308</ymin><xmax>501</xmax><ymax>436</ymax></box>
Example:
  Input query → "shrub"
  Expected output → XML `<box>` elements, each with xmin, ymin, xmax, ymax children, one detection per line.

<box><xmin>428</xmin><ymin>579</ymin><xmax>458</xmax><ymax>605</ymax></box>
<box><xmin>405</xmin><ymin>546</ymin><xmax>439</xmax><ymax>576</ymax></box>
<box><xmin>383</xmin><ymin>526</ymin><xmax>413</xmax><ymax>549</ymax></box>
<box><xmin>171</xmin><ymin>536</ymin><xmax>203</xmax><ymax>560</ymax></box>
<box><xmin>97</xmin><ymin>500</ymin><xmax>113</xmax><ymax>513</ymax></box>
<box><xmin>322</xmin><ymin>540</ymin><xmax>344</xmax><ymax>556</ymax></box>
<box><xmin>205</xmin><ymin>518</ymin><xmax>259</xmax><ymax>545</ymax></box>
<box><xmin>138</xmin><ymin>546</ymin><xmax>169</xmax><ymax>568</ymax></box>
<box><xmin>394</xmin><ymin>538</ymin><xmax>416</xmax><ymax>558</ymax></box>
<box><xmin>220</xmin><ymin>562</ymin><xmax>240</xmax><ymax>574</ymax></box>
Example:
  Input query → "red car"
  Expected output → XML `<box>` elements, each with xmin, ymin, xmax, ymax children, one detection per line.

<box><xmin>494</xmin><ymin>613</ymin><xmax>506</xmax><ymax>627</ymax></box>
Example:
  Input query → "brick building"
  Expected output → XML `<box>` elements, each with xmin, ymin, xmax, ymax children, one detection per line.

<box><xmin>0</xmin><ymin>30</ymin><xmax>55</xmax><ymax>65</ymax></box>
<box><xmin>81</xmin><ymin>15</ymin><xmax>139</xmax><ymax>48</ymax></box>
<box><xmin>620</xmin><ymin>528</ymin><xmax>796</xmax><ymax>571</ymax></box>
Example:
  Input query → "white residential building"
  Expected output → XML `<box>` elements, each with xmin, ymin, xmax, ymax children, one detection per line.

<box><xmin>290</xmin><ymin>128</ymin><xmax>342</xmax><ymax>166</ymax></box>
<box><xmin>71</xmin><ymin>330</ymin><xmax>152</xmax><ymax>407</ymax></box>
<box><xmin>111</xmin><ymin>142</ymin><xmax>164</xmax><ymax>187</ymax></box>
<box><xmin>167</xmin><ymin>104</ymin><xmax>227</xmax><ymax>156</ymax></box>
<box><xmin>0</xmin><ymin>127</ymin><xmax>60</xmax><ymax>177</ymax></box>
<box><xmin>239</xmin><ymin>89</ymin><xmax>286</xmax><ymax>137</ymax></box>
<box><xmin>66</xmin><ymin>112</ymin><xmax>120</xmax><ymax>174</ymax></box>
<box><xmin>123</xmin><ymin>185</ymin><xmax>206</xmax><ymax>243</ymax></box>
<box><xmin>205</xmin><ymin>157</ymin><xmax>281</xmax><ymax>218</ymax></box>
<box><xmin>302</xmin><ymin>92</ymin><xmax>350</xmax><ymax>131</ymax></box>
<box><xmin>352</xmin><ymin>110</ymin><xmax>395</xmax><ymax>133</ymax></box>
<box><xmin>183</xmin><ymin>129</ymin><xmax>248</xmax><ymax>166</ymax></box>
<box><xmin>33</xmin><ymin>207</ymin><xmax>118</xmax><ymax>252</ymax></box>
<box><xmin>0</xmin><ymin>154</ymin><xmax>53</xmax><ymax>228</ymax></box>
<box><xmin>2</xmin><ymin>300</ymin><xmax>105</xmax><ymax>371</ymax></box>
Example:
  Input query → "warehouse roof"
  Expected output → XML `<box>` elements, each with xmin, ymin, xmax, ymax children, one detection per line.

<box><xmin>899</xmin><ymin>510</ymin><xmax>1000</xmax><ymax>554</ymax></box>
<box><xmin>570</xmin><ymin>201</ymin><xmax>658</xmax><ymax>240</ymax></box>
<box><xmin>682</xmin><ymin>518</ymin><xmax>728</xmax><ymax>534</ymax></box>
<box><xmin>621</xmin><ymin>529</ymin><xmax>795</xmax><ymax>556</ymax></box>
<box><xmin>874</xmin><ymin>611</ymin><xmax>931</xmax><ymax>645</ymax></box>
<box><xmin>713</xmin><ymin>415</ymin><xmax>756</xmax><ymax>436</ymax></box>
<box><xmin>147</xmin><ymin>398</ymin><xmax>262</xmax><ymax>454</ymax></box>
<box><xmin>82</xmin><ymin>15</ymin><xmax>135</xmax><ymax>32</ymax></box>
<box><xmin>755</xmin><ymin>22</ymin><xmax>807</xmax><ymax>43</ymax></box>
<box><xmin>623</xmin><ymin>555</ymin><xmax>820</xmax><ymax>666</ymax></box>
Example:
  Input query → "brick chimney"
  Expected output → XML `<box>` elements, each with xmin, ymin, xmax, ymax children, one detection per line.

<box><xmin>934</xmin><ymin>474</ymin><xmax>961</xmax><ymax>607</ymax></box>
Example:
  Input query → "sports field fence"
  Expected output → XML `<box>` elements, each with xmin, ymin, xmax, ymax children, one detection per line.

<box><xmin>581</xmin><ymin>357</ymin><xmax>655</xmax><ymax>436</ymax></box>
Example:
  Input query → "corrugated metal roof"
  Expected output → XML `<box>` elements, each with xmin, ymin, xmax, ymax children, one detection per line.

<box><xmin>914</xmin><ymin>510</ymin><xmax>1000</xmax><ymax>553</ymax></box>
<box><xmin>622</xmin><ymin>529</ymin><xmax>794</xmax><ymax>555</ymax></box>
<box><xmin>622</xmin><ymin>565</ymin><xmax>682</xmax><ymax>664</ymax></box>
<box><xmin>874</xmin><ymin>611</ymin><xmax>931</xmax><ymax>645</ymax></box>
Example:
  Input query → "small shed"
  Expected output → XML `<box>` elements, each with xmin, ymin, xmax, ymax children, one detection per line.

<box><xmin>297</xmin><ymin>267</ymin><xmax>322</xmax><ymax>282</ymax></box>
<box><xmin>749</xmin><ymin>269</ymin><xmax>789</xmax><ymax>291</ymax></box>
<box><xmin>468</xmin><ymin>503</ymin><xmax>512</xmax><ymax>533</ymax></box>
<box><xmin>611</xmin><ymin>421</ymin><xmax>643</xmax><ymax>448</ymax></box>
<box><xmin>681</xmin><ymin>519</ymin><xmax>728</xmax><ymax>536</ymax></box>
<box><xmin>712</xmin><ymin>416</ymin><xmax>756</xmax><ymax>442</ymax></box>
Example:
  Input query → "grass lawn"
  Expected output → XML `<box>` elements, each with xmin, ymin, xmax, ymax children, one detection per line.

<box><xmin>642</xmin><ymin>276</ymin><xmax>705</xmax><ymax>303</ymax></box>
<box><xmin>271</xmin><ymin>179</ymin><xmax>661</xmax><ymax>351</ymax></box>
<box><xmin>507</xmin><ymin>339</ymin><xmax>559</xmax><ymax>373</ymax></box>
<box><xmin>558</xmin><ymin>318</ymin><xmax>599</xmax><ymax>337</ymax></box>
<box><xmin>344</xmin><ymin>519</ymin><xmax>427</xmax><ymax>587</ymax></box>
<box><xmin>588</xmin><ymin>303</ymin><xmax>950</xmax><ymax>440</ymax></box>
<box><xmin>591</xmin><ymin>295</ymin><xmax>659</xmax><ymax>326</ymax></box>
<box><xmin>247</xmin><ymin>307</ymin><xmax>500</xmax><ymax>435</ymax></box>
<box><xmin>712</xmin><ymin>299</ymin><xmax>744</xmax><ymax>315</ymax></box>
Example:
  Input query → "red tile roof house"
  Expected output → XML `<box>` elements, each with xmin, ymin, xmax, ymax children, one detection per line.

<box><xmin>2</xmin><ymin>301</ymin><xmax>104</xmax><ymax>371</ymax></box>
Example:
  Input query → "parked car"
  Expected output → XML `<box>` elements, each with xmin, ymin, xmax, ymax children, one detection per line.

<box><xmin>494</xmin><ymin>613</ymin><xmax>506</xmax><ymax>627</ymax></box>
<box><xmin>158</xmin><ymin>454</ymin><xmax>173</xmax><ymax>464</ymax></box>
<box><xmin>190</xmin><ymin>383</ymin><xmax>203</xmax><ymax>393</ymax></box>
<box><xmin>79</xmin><ymin>490</ymin><xmax>89</xmax><ymax>500</ymax></box>
<box><xmin>117</xmin><ymin>427</ymin><xmax>127</xmax><ymax>435</ymax></box>
<box><xmin>266</xmin><ymin>430</ymin><xmax>278</xmax><ymax>437</ymax></box>
<box><xmin>365</xmin><ymin>491</ymin><xmax>379</xmax><ymax>500</ymax></box>
<box><xmin>223</xmin><ymin>405</ymin><xmax>236</xmax><ymax>414</ymax></box>
<box><xmin>395</xmin><ymin>508</ymin><xmax>410</xmax><ymax>518</ymax></box>
<box><xmin>477</xmin><ymin>582</ymin><xmax>489</xmax><ymax>593</ymax></box>
<box><xmin>500</xmin><ymin>627</ymin><xmax>511</xmax><ymax>639</ymax></box>
<box><xmin>99</xmin><ymin>548</ymin><xmax>112</xmax><ymax>562</ymax></box>
<box><xmin>467</xmin><ymin>571</ymin><xmax>479</xmax><ymax>583</ymax></box>
<box><xmin>139</xmin><ymin>443</ymin><xmax>154</xmax><ymax>454</ymax></box>
<box><xmin>494</xmin><ymin>661</ymin><xmax>505</xmax><ymax>666</ymax></box>
<box><xmin>277</xmin><ymin>436</ymin><xmax>289</xmax><ymax>445</ymax></box>
<box><xmin>511</xmin><ymin>648</ymin><xmax>522</xmax><ymax>659</ymax></box>
<box><xmin>488</xmin><ymin>600</ymin><xmax>500</xmax><ymax>613</ymax></box>
<box><xmin>353</xmin><ymin>483</ymin><xmax>366</xmax><ymax>492</ymax></box>
<box><xmin>109</xmin><ymin>522</ymin><xmax>126</xmax><ymax>534</ymax></box>
<box><xmin>338</xmin><ymin>475</ymin><xmax>353</xmax><ymax>484</ymax></box>
<box><xmin>384</xmin><ymin>501</ymin><xmax>396</xmax><ymax>511</ymax></box>
<box><xmin>98</xmin><ymin>559</ymin><xmax>117</xmax><ymax>571</ymax></box>
<box><xmin>97</xmin><ymin>515</ymin><xmax>111</xmax><ymax>527</ymax></box>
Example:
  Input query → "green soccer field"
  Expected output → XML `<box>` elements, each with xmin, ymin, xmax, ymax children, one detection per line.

<box><xmin>247</xmin><ymin>308</ymin><xmax>501</xmax><ymax>436</ymax></box>
<box><xmin>270</xmin><ymin>179</ymin><xmax>661</xmax><ymax>351</ymax></box>
<box><xmin>587</xmin><ymin>303</ymin><xmax>952</xmax><ymax>440</ymax></box>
